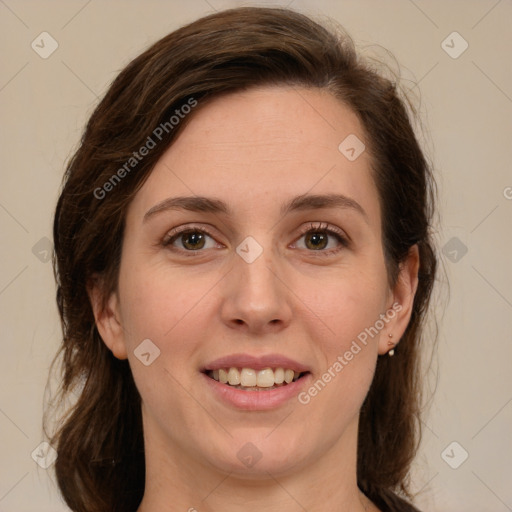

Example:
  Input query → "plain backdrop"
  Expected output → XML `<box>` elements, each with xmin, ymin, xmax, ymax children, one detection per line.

<box><xmin>0</xmin><ymin>1</ymin><xmax>511</xmax><ymax>511</ymax></box>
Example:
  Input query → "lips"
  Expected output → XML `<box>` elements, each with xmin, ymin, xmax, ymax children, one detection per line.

<box><xmin>201</xmin><ymin>370</ymin><xmax>312</xmax><ymax>410</ymax></box>
<box><xmin>202</xmin><ymin>353</ymin><xmax>311</xmax><ymax>373</ymax></box>
<box><xmin>201</xmin><ymin>353</ymin><xmax>311</xmax><ymax>402</ymax></box>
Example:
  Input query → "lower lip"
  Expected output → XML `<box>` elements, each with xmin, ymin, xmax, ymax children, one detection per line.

<box><xmin>201</xmin><ymin>372</ymin><xmax>311</xmax><ymax>411</ymax></box>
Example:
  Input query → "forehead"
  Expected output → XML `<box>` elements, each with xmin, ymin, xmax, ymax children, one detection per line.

<box><xmin>127</xmin><ymin>85</ymin><xmax>380</xmax><ymax>227</ymax></box>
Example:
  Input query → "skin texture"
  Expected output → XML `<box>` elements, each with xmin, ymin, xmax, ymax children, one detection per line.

<box><xmin>90</xmin><ymin>86</ymin><xmax>419</xmax><ymax>512</ymax></box>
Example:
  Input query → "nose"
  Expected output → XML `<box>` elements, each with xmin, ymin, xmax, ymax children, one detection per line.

<box><xmin>219</xmin><ymin>247</ymin><xmax>293</xmax><ymax>335</ymax></box>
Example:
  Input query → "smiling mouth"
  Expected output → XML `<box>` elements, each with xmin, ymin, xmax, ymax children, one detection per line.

<box><xmin>205</xmin><ymin>367</ymin><xmax>309</xmax><ymax>391</ymax></box>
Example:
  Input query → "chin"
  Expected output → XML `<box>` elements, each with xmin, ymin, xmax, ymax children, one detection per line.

<box><xmin>200</xmin><ymin>429</ymin><xmax>312</xmax><ymax>478</ymax></box>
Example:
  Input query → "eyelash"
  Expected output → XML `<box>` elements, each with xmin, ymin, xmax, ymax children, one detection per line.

<box><xmin>162</xmin><ymin>222</ymin><xmax>349</xmax><ymax>256</ymax></box>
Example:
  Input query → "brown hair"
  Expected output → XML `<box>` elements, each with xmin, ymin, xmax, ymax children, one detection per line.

<box><xmin>46</xmin><ymin>6</ymin><xmax>437</xmax><ymax>512</ymax></box>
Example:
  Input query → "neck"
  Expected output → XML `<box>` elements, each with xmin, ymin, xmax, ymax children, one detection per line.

<box><xmin>137</xmin><ymin>416</ymin><xmax>375</xmax><ymax>512</ymax></box>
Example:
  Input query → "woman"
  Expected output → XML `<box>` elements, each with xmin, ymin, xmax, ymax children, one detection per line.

<box><xmin>47</xmin><ymin>6</ymin><xmax>437</xmax><ymax>512</ymax></box>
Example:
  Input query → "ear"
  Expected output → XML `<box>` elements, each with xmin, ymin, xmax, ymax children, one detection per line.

<box><xmin>378</xmin><ymin>244</ymin><xmax>420</xmax><ymax>355</ymax></box>
<box><xmin>87</xmin><ymin>275</ymin><xmax>128</xmax><ymax>360</ymax></box>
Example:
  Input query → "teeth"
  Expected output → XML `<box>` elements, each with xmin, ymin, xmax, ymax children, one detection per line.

<box><xmin>274</xmin><ymin>367</ymin><xmax>284</xmax><ymax>384</ymax></box>
<box><xmin>219</xmin><ymin>368</ymin><xmax>228</xmax><ymax>384</ymax></box>
<box><xmin>209</xmin><ymin>367</ymin><xmax>304</xmax><ymax>389</ymax></box>
<box><xmin>284</xmin><ymin>369</ymin><xmax>294</xmax><ymax>384</ymax></box>
<box><xmin>240</xmin><ymin>368</ymin><xmax>257</xmax><ymax>387</ymax></box>
<box><xmin>227</xmin><ymin>367</ymin><xmax>241</xmax><ymax>385</ymax></box>
<box><xmin>256</xmin><ymin>368</ymin><xmax>274</xmax><ymax>387</ymax></box>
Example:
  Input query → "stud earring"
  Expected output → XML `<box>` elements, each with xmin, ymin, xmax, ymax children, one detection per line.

<box><xmin>387</xmin><ymin>334</ymin><xmax>395</xmax><ymax>356</ymax></box>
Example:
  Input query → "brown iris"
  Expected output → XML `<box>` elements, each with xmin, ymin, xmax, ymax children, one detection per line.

<box><xmin>181</xmin><ymin>231</ymin><xmax>206</xmax><ymax>250</ymax></box>
<box><xmin>304</xmin><ymin>231</ymin><xmax>328</xmax><ymax>250</ymax></box>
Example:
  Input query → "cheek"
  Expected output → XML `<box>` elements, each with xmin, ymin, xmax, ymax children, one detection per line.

<box><xmin>299</xmin><ymin>265</ymin><xmax>389</xmax><ymax>346</ymax></box>
<box><xmin>117</xmin><ymin>266</ymin><xmax>214</xmax><ymax>414</ymax></box>
<box><xmin>294</xmin><ymin>264</ymin><xmax>389</xmax><ymax>406</ymax></box>
<box><xmin>299</xmin><ymin>287</ymin><xmax>383</xmax><ymax>413</ymax></box>
<box><xmin>118</xmin><ymin>261</ymin><xmax>216</xmax><ymax>342</ymax></box>
<box><xmin>117</xmin><ymin>262</ymin><xmax>222</xmax><ymax>402</ymax></box>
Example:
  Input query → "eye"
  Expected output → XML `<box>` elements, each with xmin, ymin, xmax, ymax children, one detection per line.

<box><xmin>163</xmin><ymin>227</ymin><xmax>221</xmax><ymax>252</ymax></box>
<box><xmin>293</xmin><ymin>222</ymin><xmax>348</xmax><ymax>253</ymax></box>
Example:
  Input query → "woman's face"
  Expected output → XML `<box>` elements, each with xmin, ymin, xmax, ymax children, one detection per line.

<box><xmin>95</xmin><ymin>85</ymin><xmax>417</xmax><ymax>479</ymax></box>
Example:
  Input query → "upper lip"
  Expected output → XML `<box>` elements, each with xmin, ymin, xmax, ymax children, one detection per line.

<box><xmin>202</xmin><ymin>353</ymin><xmax>311</xmax><ymax>373</ymax></box>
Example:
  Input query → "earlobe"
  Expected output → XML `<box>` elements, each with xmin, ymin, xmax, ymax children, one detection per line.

<box><xmin>87</xmin><ymin>275</ymin><xmax>128</xmax><ymax>360</ymax></box>
<box><xmin>378</xmin><ymin>245</ymin><xmax>420</xmax><ymax>355</ymax></box>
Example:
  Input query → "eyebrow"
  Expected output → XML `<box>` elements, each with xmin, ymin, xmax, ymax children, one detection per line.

<box><xmin>143</xmin><ymin>193</ymin><xmax>368</xmax><ymax>223</ymax></box>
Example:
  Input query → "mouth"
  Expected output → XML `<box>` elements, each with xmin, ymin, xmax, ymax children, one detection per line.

<box><xmin>204</xmin><ymin>367</ymin><xmax>310</xmax><ymax>391</ymax></box>
<box><xmin>201</xmin><ymin>353</ymin><xmax>312</xmax><ymax>409</ymax></box>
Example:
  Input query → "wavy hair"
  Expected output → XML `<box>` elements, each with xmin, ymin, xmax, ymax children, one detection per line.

<box><xmin>46</xmin><ymin>7</ymin><xmax>437</xmax><ymax>512</ymax></box>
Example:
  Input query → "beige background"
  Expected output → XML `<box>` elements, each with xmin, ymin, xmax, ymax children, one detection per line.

<box><xmin>1</xmin><ymin>0</ymin><xmax>511</xmax><ymax>510</ymax></box>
